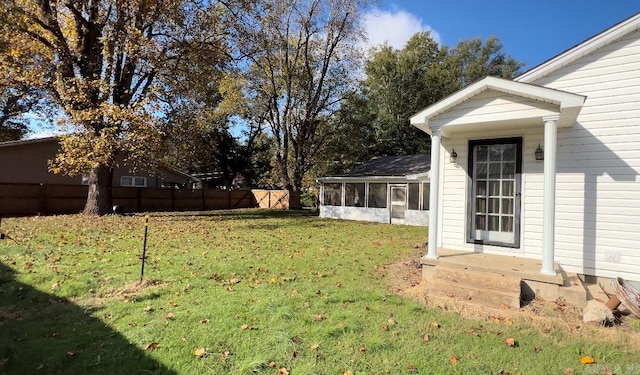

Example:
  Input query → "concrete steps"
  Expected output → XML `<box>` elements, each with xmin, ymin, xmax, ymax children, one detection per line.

<box><xmin>421</xmin><ymin>250</ymin><xmax>594</xmax><ymax>309</ymax></box>
<box><xmin>426</xmin><ymin>264</ymin><xmax>522</xmax><ymax>309</ymax></box>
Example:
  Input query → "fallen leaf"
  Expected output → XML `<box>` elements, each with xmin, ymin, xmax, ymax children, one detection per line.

<box><xmin>359</xmin><ymin>347</ymin><xmax>366</xmax><ymax>353</ymax></box>
<box><xmin>423</xmin><ymin>333</ymin><xmax>430</xmax><ymax>342</ymax></box>
<box><xmin>165</xmin><ymin>312</ymin><xmax>175</xmax><ymax>320</ymax></box>
<box><xmin>381</xmin><ymin>325</ymin><xmax>389</xmax><ymax>331</ymax></box>
<box><xmin>334</xmin><ymin>282</ymin><xmax>342</xmax><ymax>287</ymax></box>
<box><xmin>241</xmin><ymin>324</ymin><xmax>257</xmax><ymax>330</ymax></box>
<box><xmin>144</xmin><ymin>342</ymin><xmax>160</xmax><ymax>350</ymax></box>
<box><xmin>268</xmin><ymin>361</ymin><xmax>277</xmax><ymax>368</ymax></box>
<box><xmin>314</xmin><ymin>314</ymin><xmax>323</xmax><ymax>322</ymax></box>
<box><xmin>430</xmin><ymin>321</ymin><xmax>440</xmax><ymax>328</ymax></box>
<box><xmin>220</xmin><ymin>351</ymin><xmax>230</xmax><ymax>363</ymax></box>
<box><xmin>200</xmin><ymin>319</ymin><xmax>209</xmax><ymax>324</ymax></box>
<box><xmin>279</xmin><ymin>368</ymin><xmax>289</xmax><ymax>375</ymax></box>
<box><xmin>311</xmin><ymin>343</ymin><xmax>320</xmax><ymax>350</ymax></box>
<box><xmin>499</xmin><ymin>370</ymin><xmax>509</xmax><ymax>375</ymax></box>
<box><xmin>534</xmin><ymin>345</ymin><xmax>541</xmax><ymax>353</ymax></box>
<box><xmin>450</xmin><ymin>355</ymin><xmax>459</xmax><ymax>365</ymax></box>
<box><xmin>388</xmin><ymin>318</ymin><xmax>396</xmax><ymax>325</ymax></box>
<box><xmin>169</xmin><ymin>301</ymin><xmax>178</xmax><ymax>307</ymax></box>
<box><xmin>565</xmin><ymin>368</ymin><xmax>574</xmax><ymax>375</ymax></box>
<box><xmin>344</xmin><ymin>371</ymin><xmax>353</xmax><ymax>375</ymax></box>
<box><xmin>407</xmin><ymin>364</ymin><xmax>417</xmax><ymax>371</ymax></box>
<box><xmin>601</xmin><ymin>368</ymin><xmax>614</xmax><ymax>375</ymax></box>
<box><xmin>66</xmin><ymin>350</ymin><xmax>82</xmax><ymax>356</ymax></box>
<box><xmin>143</xmin><ymin>306</ymin><xmax>152</xmax><ymax>312</ymax></box>
<box><xmin>505</xmin><ymin>337</ymin><xmax>516</xmax><ymax>347</ymax></box>
<box><xmin>0</xmin><ymin>358</ymin><xmax>9</xmax><ymax>366</ymax></box>
<box><xmin>580</xmin><ymin>355</ymin><xmax>595</xmax><ymax>364</ymax></box>
<box><xmin>194</xmin><ymin>348</ymin><xmax>207</xmax><ymax>357</ymax></box>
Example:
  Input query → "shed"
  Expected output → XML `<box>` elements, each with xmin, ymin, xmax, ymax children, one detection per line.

<box><xmin>317</xmin><ymin>155</ymin><xmax>430</xmax><ymax>226</ymax></box>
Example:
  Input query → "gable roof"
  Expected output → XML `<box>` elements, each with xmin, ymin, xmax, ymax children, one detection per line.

<box><xmin>516</xmin><ymin>12</ymin><xmax>640</xmax><ymax>83</ymax></box>
<box><xmin>318</xmin><ymin>155</ymin><xmax>430</xmax><ymax>181</ymax></box>
<box><xmin>409</xmin><ymin>76</ymin><xmax>586</xmax><ymax>135</ymax></box>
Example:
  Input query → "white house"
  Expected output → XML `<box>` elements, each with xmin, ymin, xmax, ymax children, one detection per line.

<box><xmin>410</xmin><ymin>13</ymin><xmax>640</xmax><ymax>283</ymax></box>
<box><xmin>317</xmin><ymin>155</ymin><xmax>430</xmax><ymax>226</ymax></box>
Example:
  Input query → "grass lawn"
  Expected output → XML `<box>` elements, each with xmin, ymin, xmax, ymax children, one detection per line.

<box><xmin>0</xmin><ymin>209</ymin><xmax>638</xmax><ymax>374</ymax></box>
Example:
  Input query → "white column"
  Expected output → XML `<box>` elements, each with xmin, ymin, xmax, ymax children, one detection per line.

<box><xmin>541</xmin><ymin>115</ymin><xmax>559</xmax><ymax>275</ymax></box>
<box><xmin>427</xmin><ymin>127</ymin><xmax>441</xmax><ymax>259</ymax></box>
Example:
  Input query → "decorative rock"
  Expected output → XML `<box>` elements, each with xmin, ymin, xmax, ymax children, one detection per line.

<box><xmin>582</xmin><ymin>300</ymin><xmax>615</xmax><ymax>325</ymax></box>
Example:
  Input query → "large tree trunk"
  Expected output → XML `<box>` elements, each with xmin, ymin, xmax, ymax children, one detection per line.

<box><xmin>83</xmin><ymin>165</ymin><xmax>113</xmax><ymax>216</ymax></box>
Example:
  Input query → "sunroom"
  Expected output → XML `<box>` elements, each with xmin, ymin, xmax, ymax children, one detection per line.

<box><xmin>317</xmin><ymin>155</ymin><xmax>430</xmax><ymax>226</ymax></box>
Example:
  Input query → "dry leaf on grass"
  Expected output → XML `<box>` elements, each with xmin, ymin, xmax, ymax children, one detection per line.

<box><xmin>194</xmin><ymin>348</ymin><xmax>207</xmax><ymax>357</ymax></box>
<box><xmin>279</xmin><ymin>367</ymin><xmax>289</xmax><ymax>375</ymax></box>
<box><xmin>504</xmin><ymin>337</ymin><xmax>516</xmax><ymax>347</ymax></box>
<box><xmin>580</xmin><ymin>355</ymin><xmax>595</xmax><ymax>364</ymax></box>
<box><xmin>144</xmin><ymin>342</ymin><xmax>160</xmax><ymax>350</ymax></box>
<box><xmin>450</xmin><ymin>354</ymin><xmax>459</xmax><ymax>365</ymax></box>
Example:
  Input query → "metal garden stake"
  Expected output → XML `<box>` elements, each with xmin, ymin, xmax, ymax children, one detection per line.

<box><xmin>140</xmin><ymin>215</ymin><xmax>149</xmax><ymax>282</ymax></box>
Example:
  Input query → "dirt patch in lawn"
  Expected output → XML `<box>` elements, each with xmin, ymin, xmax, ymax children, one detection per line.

<box><xmin>383</xmin><ymin>258</ymin><xmax>640</xmax><ymax>349</ymax></box>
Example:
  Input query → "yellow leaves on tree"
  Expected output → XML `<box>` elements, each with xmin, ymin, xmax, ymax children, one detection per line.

<box><xmin>0</xmin><ymin>0</ymin><xmax>228</xmax><ymax>215</ymax></box>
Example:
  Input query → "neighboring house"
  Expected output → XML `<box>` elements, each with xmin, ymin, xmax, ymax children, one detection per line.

<box><xmin>410</xmin><ymin>13</ymin><xmax>640</xmax><ymax>282</ymax></box>
<box><xmin>317</xmin><ymin>155</ymin><xmax>430</xmax><ymax>226</ymax></box>
<box><xmin>0</xmin><ymin>137</ymin><xmax>198</xmax><ymax>188</ymax></box>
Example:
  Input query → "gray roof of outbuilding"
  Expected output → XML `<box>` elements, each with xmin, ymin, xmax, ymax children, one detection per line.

<box><xmin>328</xmin><ymin>155</ymin><xmax>430</xmax><ymax>178</ymax></box>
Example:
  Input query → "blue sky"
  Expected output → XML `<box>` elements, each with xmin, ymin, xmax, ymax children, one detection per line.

<box><xmin>363</xmin><ymin>1</ymin><xmax>640</xmax><ymax>71</ymax></box>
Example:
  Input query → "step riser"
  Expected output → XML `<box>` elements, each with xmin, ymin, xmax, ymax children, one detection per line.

<box><xmin>433</xmin><ymin>267</ymin><xmax>521</xmax><ymax>294</ymax></box>
<box><xmin>427</xmin><ymin>279</ymin><xmax>521</xmax><ymax>308</ymax></box>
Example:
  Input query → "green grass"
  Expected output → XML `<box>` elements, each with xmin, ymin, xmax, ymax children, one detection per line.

<box><xmin>0</xmin><ymin>209</ymin><xmax>637</xmax><ymax>374</ymax></box>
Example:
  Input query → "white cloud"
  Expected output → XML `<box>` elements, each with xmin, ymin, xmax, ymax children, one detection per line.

<box><xmin>362</xmin><ymin>8</ymin><xmax>441</xmax><ymax>51</ymax></box>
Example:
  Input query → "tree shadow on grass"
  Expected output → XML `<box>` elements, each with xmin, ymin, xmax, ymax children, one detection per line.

<box><xmin>0</xmin><ymin>262</ymin><xmax>176</xmax><ymax>374</ymax></box>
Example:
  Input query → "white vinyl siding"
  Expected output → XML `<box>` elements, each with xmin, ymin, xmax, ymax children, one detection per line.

<box><xmin>527</xmin><ymin>29</ymin><xmax>640</xmax><ymax>280</ymax></box>
<box><xmin>430</xmin><ymin>90</ymin><xmax>559</xmax><ymax>129</ymax></box>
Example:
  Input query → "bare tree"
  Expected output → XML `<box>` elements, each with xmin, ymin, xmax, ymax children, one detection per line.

<box><xmin>230</xmin><ymin>0</ymin><xmax>368</xmax><ymax>194</ymax></box>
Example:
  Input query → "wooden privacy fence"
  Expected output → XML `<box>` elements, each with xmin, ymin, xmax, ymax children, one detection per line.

<box><xmin>0</xmin><ymin>183</ymin><xmax>296</xmax><ymax>217</ymax></box>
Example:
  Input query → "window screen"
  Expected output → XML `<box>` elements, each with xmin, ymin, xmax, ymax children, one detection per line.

<box><xmin>323</xmin><ymin>183</ymin><xmax>342</xmax><ymax>206</ymax></box>
<box><xmin>345</xmin><ymin>183</ymin><xmax>365</xmax><ymax>207</ymax></box>
<box><xmin>367</xmin><ymin>183</ymin><xmax>387</xmax><ymax>208</ymax></box>
<box><xmin>408</xmin><ymin>183</ymin><xmax>419</xmax><ymax>210</ymax></box>
<box><xmin>422</xmin><ymin>183</ymin><xmax>430</xmax><ymax>210</ymax></box>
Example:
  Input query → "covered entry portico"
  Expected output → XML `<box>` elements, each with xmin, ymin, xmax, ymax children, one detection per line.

<box><xmin>410</xmin><ymin>77</ymin><xmax>585</xmax><ymax>276</ymax></box>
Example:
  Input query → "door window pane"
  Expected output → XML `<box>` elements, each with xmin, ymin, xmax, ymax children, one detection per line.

<box><xmin>368</xmin><ymin>183</ymin><xmax>387</xmax><ymax>208</ymax></box>
<box><xmin>488</xmin><ymin>215</ymin><xmax>499</xmax><ymax>231</ymax></box>
<box><xmin>501</xmin><ymin>216</ymin><xmax>513</xmax><ymax>232</ymax></box>
<box><xmin>392</xmin><ymin>187</ymin><xmax>405</xmax><ymax>202</ymax></box>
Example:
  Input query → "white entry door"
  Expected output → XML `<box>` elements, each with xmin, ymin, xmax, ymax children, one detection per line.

<box><xmin>468</xmin><ymin>138</ymin><xmax>522</xmax><ymax>248</ymax></box>
<box><xmin>390</xmin><ymin>186</ymin><xmax>406</xmax><ymax>224</ymax></box>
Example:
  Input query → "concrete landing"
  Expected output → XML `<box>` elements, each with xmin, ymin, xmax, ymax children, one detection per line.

<box><xmin>421</xmin><ymin>249</ymin><xmax>590</xmax><ymax>308</ymax></box>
